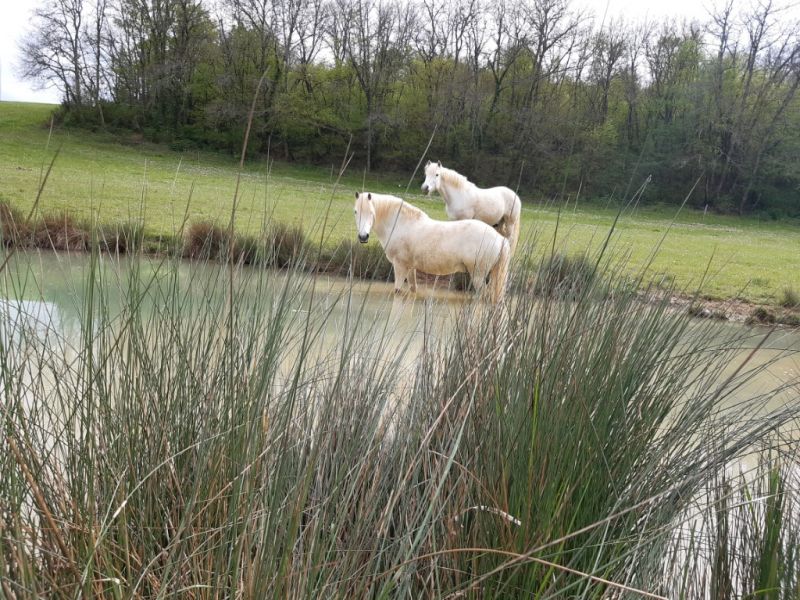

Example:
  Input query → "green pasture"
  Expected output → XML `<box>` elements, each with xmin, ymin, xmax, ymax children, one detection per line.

<box><xmin>1</xmin><ymin>101</ymin><xmax>797</xmax><ymax>304</ymax></box>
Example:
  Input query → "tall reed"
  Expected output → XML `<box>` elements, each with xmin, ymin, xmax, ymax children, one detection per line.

<box><xmin>0</xmin><ymin>235</ymin><xmax>797</xmax><ymax>598</ymax></box>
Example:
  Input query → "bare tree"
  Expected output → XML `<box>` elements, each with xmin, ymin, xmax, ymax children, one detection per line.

<box><xmin>519</xmin><ymin>0</ymin><xmax>581</xmax><ymax>111</ymax></box>
<box><xmin>412</xmin><ymin>0</ymin><xmax>479</xmax><ymax>115</ymax></box>
<box><xmin>20</xmin><ymin>0</ymin><xmax>87</xmax><ymax>106</ymax></box>
<box><xmin>620</xmin><ymin>22</ymin><xmax>648</xmax><ymax>146</ymax></box>
<box><xmin>295</xmin><ymin>0</ymin><xmax>328</xmax><ymax>70</ymax></box>
<box><xmin>83</xmin><ymin>0</ymin><xmax>109</xmax><ymax>110</ymax></box>
<box><xmin>735</xmin><ymin>12</ymin><xmax>800</xmax><ymax>212</ymax></box>
<box><xmin>589</xmin><ymin>20</ymin><xmax>626</xmax><ymax>123</ymax></box>
<box><xmin>645</xmin><ymin>21</ymin><xmax>701</xmax><ymax>124</ymax></box>
<box><xmin>339</xmin><ymin>0</ymin><xmax>415</xmax><ymax>170</ymax></box>
<box><xmin>484</xmin><ymin>0</ymin><xmax>524</xmax><ymax>120</ymax></box>
<box><xmin>707</xmin><ymin>0</ymin><xmax>737</xmax><ymax>122</ymax></box>
<box><xmin>705</xmin><ymin>0</ymin><xmax>800</xmax><ymax>211</ymax></box>
<box><xmin>415</xmin><ymin>0</ymin><xmax>448</xmax><ymax>65</ymax></box>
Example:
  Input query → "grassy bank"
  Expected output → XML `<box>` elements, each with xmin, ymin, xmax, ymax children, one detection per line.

<box><xmin>1</xmin><ymin>101</ymin><xmax>799</xmax><ymax>306</ymax></box>
<box><xmin>0</xmin><ymin>240</ymin><xmax>798</xmax><ymax>597</ymax></box>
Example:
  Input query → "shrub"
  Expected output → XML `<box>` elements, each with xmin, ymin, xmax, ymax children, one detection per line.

<box><xmin>0</xmin><ymin>201</ymin><xmax>30</xmax><ymax>247</ymax></box>
<box><xmin>32</xmin><ymin>212</ymin><xmax>91</xmax><ymax>251</ymax></box>
<box><xmin>267</xmin><ymin>222</ymin><xmax>308</xmax><ymax>268</ymax></box>
<box><xmin>322</xmin><ymin>239</ymin><xmax>393</xmax><ymax>280</ymax></box>
<box><xmin>748</xmin><ymin>306</ymin><xmax>777</xmax><ymax>325</ymax></box>
<box><xmin>687</xmin><ymin>304</ymin><xmax>728</xmax><ymax>320</ymax></box>
<box><xmin>531</xmin><ymin>252</ymin><xmax>596</xmax><ymax>297</ymax></box>
<box><xmin>232</xmin><ymin>234</ymin><xmax>262</xmax><ymax>265</ymax></box>
<box><xmin>183</xmin><ymin>221</ymin><xmax>231</xmax><ymax>260</ymax></box>
<box><xmin>780</xmin><ymin>287</ymin><xmax>799</xmax><ymax>308</ymax></box>
<box><xmin>98</xmin><ymin>221</ymin><xmax>145</xmax><ymax>254</ymax></box>
<box><xmin>182</xmin><ymin>222</ymin><xmax>309</xmax><ymax>267</ymax></box>
<box><xmin>777</xmin><ymin>313</ymin><xmax>800</xmax><ymax>327</ymax></box>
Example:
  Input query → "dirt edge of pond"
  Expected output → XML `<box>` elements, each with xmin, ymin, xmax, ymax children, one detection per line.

<box><xmin>648</xmin><ymin>292</ymin><xmax>800</xmax><ymax>328</ymax></box>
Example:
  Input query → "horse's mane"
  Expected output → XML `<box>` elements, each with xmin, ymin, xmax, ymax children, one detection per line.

<box><xmin>439</xmin><ymin>167</ymin><xmax>471</xmax><ymax>190</ymax></box>
<box><xmin>372</xmin><ymin>194</ymin><xmax>426</xmax><ymax>222</ymax></box>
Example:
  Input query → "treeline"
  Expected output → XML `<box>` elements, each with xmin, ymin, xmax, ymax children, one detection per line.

<box><xmin>19</xmin><ymin>0</ymin><xmax>800</xmax><ymax>215</ymax></box>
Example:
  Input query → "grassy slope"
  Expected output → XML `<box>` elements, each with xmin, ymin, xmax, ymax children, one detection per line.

<box><xmin>1</xmin><ymin>101</ymin><xmax>798</xmax><ymax>304</ymax></box>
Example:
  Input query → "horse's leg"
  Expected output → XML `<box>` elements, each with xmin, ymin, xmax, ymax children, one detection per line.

<box><xmin>470</xmin><ymin>266</ymin><xmax>488</xmax><ymax>292</ymax></box>
<box><xmin>495</xmin><ymin>218</ymin><xmax>508</xmax><ymax>238</ymax></box>
<box><xmin>393</xmin><ymin>262</ymin><xmax>409</xmax><ymax>294</ymax></box>
<box><xmin>408</xmin><ymin>269</ymin><xmax>417</xmax><ymax>293</ymax></box>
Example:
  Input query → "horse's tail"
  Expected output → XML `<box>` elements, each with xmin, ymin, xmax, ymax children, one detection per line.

<box><xmin>489</xmin><ymin>237</ymin><xmax>510</xmax><ymax>304</ymax></box>
<box><xmin>506</xmin><ymin>193</ymin><xmax>522</xmax><ymax>254</ymax></box>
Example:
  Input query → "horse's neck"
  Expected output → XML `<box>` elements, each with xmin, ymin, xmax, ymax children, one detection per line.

<box><xmin>373</xmin><ymin>200</ymin><xmax>412</xmax><ymax>244</ymax></box>
<box><xmin>440</xmin><ymin>177</ymin><xmax>473</xmax><ymax>206</ymax></box>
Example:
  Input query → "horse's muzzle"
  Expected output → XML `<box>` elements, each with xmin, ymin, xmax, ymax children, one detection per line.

<box><xmin>358</xmin><ymin>233</ymin><xmax>369</xmax><ymax>244</ymax></box>
<box><xmin>421</xmin><ymin>184</ymin><xmax>428</xmax><ymax>193</ymax></box>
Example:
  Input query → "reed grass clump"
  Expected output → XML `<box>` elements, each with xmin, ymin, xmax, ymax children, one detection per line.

<box><xmin>748</xmin><ymin>306</ymin><xmax>778</xmax><ymax>325</ymax></box>
<box><xmin>182</xmin><ymin>221</ymin><xmax>309</xmax><ymax>267</ymax></box>
<box><xmin>0</xmin><ymin>201</ymin><xmax>30</xmax><ymax>247</ymax></box>
<box><xmin>509</xmin><ymin>250</ymin><xmax>599</xmax><ymax>299</ymax></box>
<box><xmin>232</xmin><ymin>233</ymin><xmax>261</xmax><ymax>265</ymax></box>
<box><xmin>32</xmin><ymin>212</ymin><xmax>91</xmax><ymax>251</ymax></box>
<box><xmin>0</xmin><ymin>243</ymin><xmax>797</xmax><ymax>598</ymax></box>
<box><xmin>781</xmin><ymin>287</ymin><xmax>800</xmax><ymax>308</ymax></box>
<box><xmin>0</xmin><ymin>201</ymin><xmax>142</xmax><ymax>255</ymax></box>
<box><xmin>659</xmin><ymin>457</ymin><xmax>800</xmax><ymax>597</ymax></box>
<box><xmin>532</xmin><ymin>251</ymin><xmax>596</xmax><ymax>297</ymax></box>
<box><xmin>322</xmin><ymin>238</ymin><xmax>393</xmax><ymax>280</ymax></box>
<box><xmin>266</xmin><ymin>222</ymin><xmax>307</xmax><ymax>268</ymax></box>
<box><xmin>97</xmin><ymin>220</ymin><xmax>145</xmax><ymax>254</ymax></box>
<box><xmin>183</xmin><ymin>220</ymin><xmax>231</xmax><ymax>259</ymax></box>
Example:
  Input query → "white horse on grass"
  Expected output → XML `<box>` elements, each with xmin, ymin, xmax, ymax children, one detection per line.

<box><xmin>354</xmin><ymin>192</ymin><xmax>510</xmax><ymax>303</ymax></box>
<box><xmin>421</xmin><ymin>161</ymin><xmax>522</xmax><ymax>254</ymax></box>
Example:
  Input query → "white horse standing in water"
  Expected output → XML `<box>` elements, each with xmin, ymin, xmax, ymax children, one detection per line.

<box><xmin>354</xmin><ymin>192</ymin><xmax>510</xmax><ymax>303</ymax></box>
<box><xmin>421</xmin><ymin>161</ymin><xmax>522</xmax><ymax>253</ymax></box>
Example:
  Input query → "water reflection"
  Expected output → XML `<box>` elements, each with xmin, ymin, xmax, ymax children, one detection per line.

<box><xmin>0</xmin><ymin>298</ymin><xmax>62</xmax><ymax>341</ymax></box>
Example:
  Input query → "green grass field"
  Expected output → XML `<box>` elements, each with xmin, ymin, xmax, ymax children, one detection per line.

<box><xmin>1</xmin><ymin>101</ymin><xmax>798</xmax><ymax>304</ymax></box>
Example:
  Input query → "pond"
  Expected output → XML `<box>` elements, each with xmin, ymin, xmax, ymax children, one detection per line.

<box><xmin>2</xmin><ymin>250</ymin><xmax>799</xmax><ymax>597</ymax></box>
<box><xmin>1</xmin><ymin>249</ymin><xmax>798</xmax><ymax>414</ymax></box>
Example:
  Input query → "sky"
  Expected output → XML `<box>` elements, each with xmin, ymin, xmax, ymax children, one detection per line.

<box><xmin>1</xmin><ymin>0</ymin><xmax>60</xmax><ymax>103</ymax></box>
<box><xmin>0</xmin><ymin>0</ymin><xmax>781</xmax><ymax>105</ymax></box>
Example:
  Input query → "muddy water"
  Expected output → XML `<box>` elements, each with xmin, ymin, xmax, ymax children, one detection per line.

<box><xmin>0</xmin><ymin>250</ymin><xmax>798</xmax><ymax>409</ymax></box>
<box><xmin>0</xmin><ymin>251</ymin><xmax>468</xmax><ymax>393</ymax></box>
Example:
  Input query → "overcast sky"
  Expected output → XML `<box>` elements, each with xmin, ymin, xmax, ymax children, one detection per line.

<box><xmin>0</xmin><ymin>0</ymin><xmax>790</xmax><ymax>105</ymax></box>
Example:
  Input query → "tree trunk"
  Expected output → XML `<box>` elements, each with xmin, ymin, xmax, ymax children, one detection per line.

<box><xmin>366</xmin><ymin>113</ymin><xmax>372</xmax><ymax>172</ymax></box>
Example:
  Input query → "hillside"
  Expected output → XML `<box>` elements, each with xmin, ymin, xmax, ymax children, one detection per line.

<box><xmin>0</xmin><ymin>101</ymin><xmax>798</xmax><ymax>306</ymax></box>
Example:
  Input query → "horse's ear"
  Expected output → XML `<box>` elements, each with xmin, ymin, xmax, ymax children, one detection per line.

<box><xmin>437</xmin><ymin>160</ymin><xmax>442</xmax><ymax>167</ymax></box>
<box><xmin>425</xmin><ymin>160</ymin><xmax>430</xmax><ymax>166</ymax></box>
<box><xmin>367</xmin><ymin>193</ymin><xmax>372</xmax><ymax>201</ymax></box>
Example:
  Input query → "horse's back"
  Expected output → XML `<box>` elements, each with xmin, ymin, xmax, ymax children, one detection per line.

<box><xmin>469</xmin><ymin>184</ymin><xmax>518</xmax><ymax>221</ymax></box>
<box><xmin>413</xmin><ymin>219</ymin><xmax>503</xmax><ymax>275</ymax></box>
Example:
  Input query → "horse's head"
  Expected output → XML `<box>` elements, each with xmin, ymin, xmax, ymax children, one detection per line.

<box><xmin>421</xmin><ymin>160</ymin><xmax>442</xmax><ymax>195</ymax></box>
<box><xmin>354</xmin><ymin>192</ymin><xmax>375</xmax><ymax>243</ymax></box>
